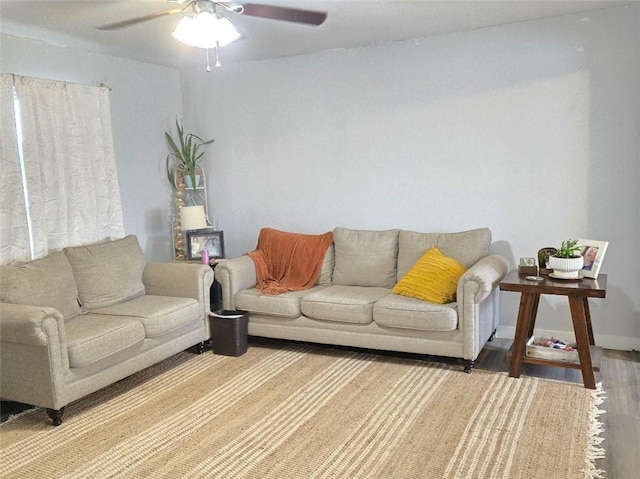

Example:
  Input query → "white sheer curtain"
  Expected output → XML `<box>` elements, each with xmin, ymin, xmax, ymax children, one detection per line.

<box><xmin>0</xmin><ymin>75</ymin><xmax>30</xmax><ymax>264</ymax></box>
<box><xmin>0</xmin><ymin>74</ymin><xmax>124</xmax><ymax>264</ymax></box>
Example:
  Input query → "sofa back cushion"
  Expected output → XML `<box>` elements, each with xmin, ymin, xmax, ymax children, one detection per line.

<box><xmin>0</xmin><ymin>251</ymin><xmax>81</xmax><ymax>320</ymax></box>
<box><xmin>397</xmin><ymin>228</ymin><xmax>491</xmax><ymax>280</ymax></box>
<box><xmin>64</xmin><ymin>235</ymin><xmax>146</xmax><ymax>310</ymax></box>
<box><xmin>332</xmin><ymin>228</ymin><xmax>400</xmax><ymax>288</ymax></box>
<box><xmin>317</xmin><ymin>244</ymin><xmax>335</xmax><ymax>286</ymax></box>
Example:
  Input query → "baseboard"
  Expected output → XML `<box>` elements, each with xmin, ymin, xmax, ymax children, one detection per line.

<box><xmin>495</xmin><ymin>326</ymin><xmax>640</xmax><ymax>352</ymax></box>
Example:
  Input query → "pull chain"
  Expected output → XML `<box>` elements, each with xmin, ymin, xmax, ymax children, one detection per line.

<box><xmin>205</xmin><ymin>43</ymin><xmax>222</xmax><ymax>72</ymax></box>
<box><xmin>215</xmin><ymin>41</ymin><xmax>221</xmax><ymax>67</ymax></box>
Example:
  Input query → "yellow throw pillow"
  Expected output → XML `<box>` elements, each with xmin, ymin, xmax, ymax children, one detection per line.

<box><xmin>392</xmin><ymin>247</ymin><xmax>466</xmax><ymax>304</ymax></box>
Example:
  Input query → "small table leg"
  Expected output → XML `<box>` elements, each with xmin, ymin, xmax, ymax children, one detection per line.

<box><xmin>527</xmin><ymin>294</ymin><xmax>541</xmax><ymax>339</ymax></box>
<box><xmin>509</xmin><ymin>292</ymin><xmax>538</xmax><ymax>378</ymax></box>
<box><xmin>583</xmin><ymin>297</ymin><xmax>595</xmax><ymax>346</ymax></box>
<box><xmin>568</xmin><ymin>296</ymin><xmax>597</xmax><ymax>389</ymax></box>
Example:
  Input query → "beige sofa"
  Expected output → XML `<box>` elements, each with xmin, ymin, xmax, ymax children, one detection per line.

<box><xmin>0</xmin><ymin>235</ymin><xmax>213</xmax><ymax>425</ymax></box>
<box><xmin>216</xmin><ymin>227</ymin><xmax>509</xmax><ymax>372</ymax></box>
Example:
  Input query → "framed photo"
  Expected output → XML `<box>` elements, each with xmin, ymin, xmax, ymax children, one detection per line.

<box><xmin>186</xmin><ymin>229</ymin><xmax>225</xmax><ymax>261</ymax></box>
<box><xmin>577</xmin><ymin>239</ymin><xmax>608</xmax><ymax>278</ymax></box>
<box><xmin>519</xmin><ymin>257</ymin><xmax>536</xmax><ymax>267</ymax></box>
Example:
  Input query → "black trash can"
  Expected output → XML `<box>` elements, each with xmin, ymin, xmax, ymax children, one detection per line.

<box><xmin>210</xmin><ymin>310</ymin><xmax>248</xmax><ymax>356</ymax></box>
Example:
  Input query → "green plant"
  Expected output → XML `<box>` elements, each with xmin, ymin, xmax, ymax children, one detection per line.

<box><xmin>165</xmin><ymin>119</ymin><xmax>215</xmax><ymax>191</ymax></box>
<box><xmin>554</xmin><ymin>239</ymin><xmax>581</xmax><ymax>258</ymax></box>
<box><xmin>537</xmin><ymin>247</ymin><xmax>556</xmax><ymax>267</ymax></box>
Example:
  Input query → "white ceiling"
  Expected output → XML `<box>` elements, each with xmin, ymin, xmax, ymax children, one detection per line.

<box><xmin>0</xmin><ymin>1</ymin><xmax>634</xmax><ymax>69</ymax></box>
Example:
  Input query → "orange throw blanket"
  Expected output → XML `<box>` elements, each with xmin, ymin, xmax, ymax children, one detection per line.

<box><xmin>247</xmin><ymin>228</ymin><xmax>334</xmax><ymax>295</ymax></box>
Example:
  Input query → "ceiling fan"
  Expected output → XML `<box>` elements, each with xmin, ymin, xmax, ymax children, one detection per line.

<box><xmin>97</xmin><ymin>1</ymin><xmax>327</xmax><ymax>31</ymax></box>
<box><xmin>97</xmin><ymin>1</ymin><xmax>327</xmax><ymax>68</ymax></box>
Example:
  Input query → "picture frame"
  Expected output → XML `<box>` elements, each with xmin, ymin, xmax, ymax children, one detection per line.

<box><xmin>186</xmin><ymin>229</ymin><xmax>225</xmax><ymax>261</ymax></box>
<box><xmin>576</xmin><ymin>239</ymin><xmax>608</xmax><ymax>278</ymax></box>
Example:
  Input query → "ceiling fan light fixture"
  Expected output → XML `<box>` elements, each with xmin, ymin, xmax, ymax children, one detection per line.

<box><xmin>171</xmin><ymin>11</ymin><xmax>240</xmax><ymax>49</ymax></box>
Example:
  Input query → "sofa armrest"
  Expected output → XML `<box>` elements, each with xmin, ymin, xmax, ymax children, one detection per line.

<box><xmin>457</xmin><ymin>254</ymin><xmax>510</xmax><ymax>304</ymax></box>
<box><xmin>0</xmin><ymin>302</ymin><xmax>68</xmax><ymax>349</ymax></box>
<box><xmin>214</xmin><ymin>256</ymin><xmax>257</xmax><ymax>311</ymax></box>
<box><xmin>456</xmin><ymin>254</ymin><xmax>509</xmax><ymax>361</ymax></box>
<box><xmin>0</xmin><ymin>302</ymin><xmax>70</xmax><ymax>409</ymax></box>
<box><xmin>143</xmin><ymin>262</ymin><xmax>214</xmax><ymax>316</ymax></box>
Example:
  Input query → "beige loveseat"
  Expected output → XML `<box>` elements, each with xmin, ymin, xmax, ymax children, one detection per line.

<box><xmin>0</xmin><ymin>235</ymin><xmax>213</xmax><ymax>425</ymax></box>
<box><xmin>216</xmin><ymin>227</ymin><xmax>509</xmax><ymax>372</ymax></box>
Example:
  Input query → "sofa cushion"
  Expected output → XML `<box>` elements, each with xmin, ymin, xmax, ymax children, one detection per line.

<box><xmin>301</xmin><ymin>285</ymin><xmax>390</xmax><ymax>324</ymax></box>
<box><xmin>65</xmin><ymin>315</ymin><xmax>145</xmax><ymax>368</ymax></box>
<box><xmin>0</xmin><ymin>251</ymin><xmax>81</xmax><ymax>320</ymax></box>
<box><xmin>64</xmin><ymin>235</ymin><xmax>146</xmax><ymax>311</ymax></box>
<box><xmin>397</xmin><ymin>228</ymin><xmax>491</xmax><ymax>279</ymax></box>
<box><xmin>374</xmin><ymin>294</ymin><xmax>458</xmax><ymax>332</ymax></box>
<box><xmin>90</xmin><ymin>295</ymin><xmax>201</xmax><ymax>338</ymax></box>
<box><xmin>393</xmin><ymin>248</ymin><xmax>466</xmax><ymax>304</ymax></box>
<box><xmin>236</xmin><ymin>285</ymin><xmax>328</xmax><ymax>319</ymax></box>
<box><xmin>317</xmin><ymin>244</ymin><xmax>335</xmax><ymax>285</ymax></box>
<box><xmin>332</xmin><ymin>228</ymin><xmax>400</xmax><ymax>288</ymax></box>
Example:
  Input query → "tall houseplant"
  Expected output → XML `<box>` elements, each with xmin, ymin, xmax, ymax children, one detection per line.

<box><xmin>165</xmin><ymin>119</ymin><xmax>215</xmax><ymax>192</ymax></box>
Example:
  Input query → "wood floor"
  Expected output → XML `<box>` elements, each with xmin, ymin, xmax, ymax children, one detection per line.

<box><xmin>476</xmin><ymin>338</ymin><xmax>639</xmax><ymax>479</ymax></box>
<box><xmin>2</xmin><ymin>337</ymin><xmax>638</xmax><ymax>478</ymax></box>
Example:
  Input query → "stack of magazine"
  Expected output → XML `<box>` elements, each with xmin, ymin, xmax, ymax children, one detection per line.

<box><xmin>526</xmin><ymin>336</ymin><xmax>579</xmax><ymax>362</ymax></box>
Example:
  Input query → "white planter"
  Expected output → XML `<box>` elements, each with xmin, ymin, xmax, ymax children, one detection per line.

<box><xmin>548</xmin><ymin>255</ymin><xmax>584</xmax><ymax>279</ymax></box>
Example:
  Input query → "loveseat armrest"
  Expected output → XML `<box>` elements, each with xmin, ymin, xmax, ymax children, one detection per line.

<box><xmin>143</xmin><ymin>262</ymin><xmax>213</xmax><ymax>316</ymax></box>
<box><xmin>457</xmin><ymin>254</ymin><xmax>510</xmax><ymax>305</ymax></box>
<box><xmin>214</xmin><ymin>256</ymin><xmax>257</xmax><ymax>311</ymax></box>
<box><xmin>0</xmin><ymin>302</ymin><xmax>70</xmax><ymax>409</ymax></box>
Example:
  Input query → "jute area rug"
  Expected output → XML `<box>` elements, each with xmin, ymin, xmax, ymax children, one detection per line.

<box><xmin>0</xmin><ymin>340</ymin><xmax>605</xmax><ymax>479</ymax></box>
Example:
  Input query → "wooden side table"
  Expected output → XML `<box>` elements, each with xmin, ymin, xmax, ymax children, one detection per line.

<box><xmin>499</xmin><ymin>271</ymin><xmax>607</xmax><ymax>389</ymax></box>
<box><xmin>209</xmin><ymin>259</ymin><xmax>225</xmax><ymax>311</ymax></box>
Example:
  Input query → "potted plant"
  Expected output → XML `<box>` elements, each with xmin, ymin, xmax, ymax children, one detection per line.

<box><xmin>547</xmin><ymin>239</ymin><xmax>584</xmax><ymax>279</ymax></box>
<box><xmin>537</xmin><ymin>247</ymin><xmax>557</xmax><ymax>269</ymax></box>
<box><xmin>165</xmin><ymin>119</ymin><xmax>215</xmax><ymax>191</ymax></box>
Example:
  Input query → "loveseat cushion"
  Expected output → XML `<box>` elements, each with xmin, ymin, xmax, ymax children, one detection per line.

<box><xmin>64</xmin><ymin>235</ymin><xmax>146</xmax><ymax>311</ymax></box>
<box><xmin>397</xmin><ymin>228</ymin><xmax>491</xmax><ymax>279</ymax></box>
<box><xmin>235</xmin><ymin>285</ymin><xmax>328</xmax><ymax>319</ymax></box>
<box><xmin>65</xmin><ymin>315</ymin><xmax>145</xmax><ymax>368</ymax></box>
<box><xmin>0</xmin><ymin>251</ymin><xmax>81</xmax><ymax>320</ymax></box>
<box><xmin>301</xmin><ymin>285</ymin><xmax>390</xmax><ymax>324</ymax></box>
<box><xmin>393</xmin><ymin>248</ymin><xmax>466</xmax><ymax>304</ymax></box>
<box><xmin>90</xmin><ymin>295</ymin><xmax>201</xmax><ymax>338</ymax></box>
<box><xmin>332</xmin><ymin>228</ymin><xmax>400</xmax><ymax>288</ymax></box>
<box><xmin>374</xmin><ymin>294</ymin><xmax>458</xmax><ymax>332</ymax></box>
<box><xmin>317</xmin><ymin>244</ymin><xmax>335</xmax><ymax>285</ymax></box>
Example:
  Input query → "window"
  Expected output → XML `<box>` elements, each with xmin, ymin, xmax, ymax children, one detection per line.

<box><xmin>0</xmin><ymin>74</ymin><xmax>124</xmax><ymax>265</ymax></box>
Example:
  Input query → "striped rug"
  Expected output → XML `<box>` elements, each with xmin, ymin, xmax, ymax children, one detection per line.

<box><xmin>0</xmin><ymin>340</ymin><xmax>605</xmax><ymax>478</ymax></box>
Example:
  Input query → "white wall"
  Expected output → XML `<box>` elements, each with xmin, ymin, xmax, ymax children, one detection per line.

<box><xmin>181</xmin><ymin>6</ymin><xmax>640</xmax><ymax>349</ymax></box>
<box><xmin>0</xmin><ymin>34</ymin><xmax>182</xmax><ymax>261</ymax></box>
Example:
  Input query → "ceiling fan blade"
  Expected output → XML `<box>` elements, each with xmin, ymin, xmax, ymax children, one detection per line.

<box><xmin>97</xmin><ymin>8</ymin><xmax>185</xmax><ymax>30</ymax></box>
<box><xmin>239</xmin><ymin>3</ymin><xmax>327</xmax><ymax>26</ymax></box>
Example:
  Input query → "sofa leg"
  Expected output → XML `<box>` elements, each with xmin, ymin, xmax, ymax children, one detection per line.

<box><xmin>488</xmin><ymin>329</ymin><xmax>497</xmax><ymax>341</ymax></box>
<box><xmin>46</xmin><ymin>407</ymin><xmax>65</xmax><ymax>426</ymax></box>
<box><xmin>196</xmin><ymin>341</ymin><xmax>205</xmax><ymax>354</ymax></box>
<box><xmin>462</xmin><ymin>359</ymin><xmax>474</xmax><ymax>374</ymax></box>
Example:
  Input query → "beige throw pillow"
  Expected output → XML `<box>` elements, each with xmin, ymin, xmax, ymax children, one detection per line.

<box><xmin>332</xmin><ymin>228</ymin><xmax>400</xmax><ymax>288</ymax></box>
<box><xmin>0</xmin><ymin>251</ymin><xmax>81</xmax><ymax>320</ymax></box>
<box><xmin>64</xmin><ymin>235</ymin><xmax>146</xmax><ymax>310</ymax></box>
